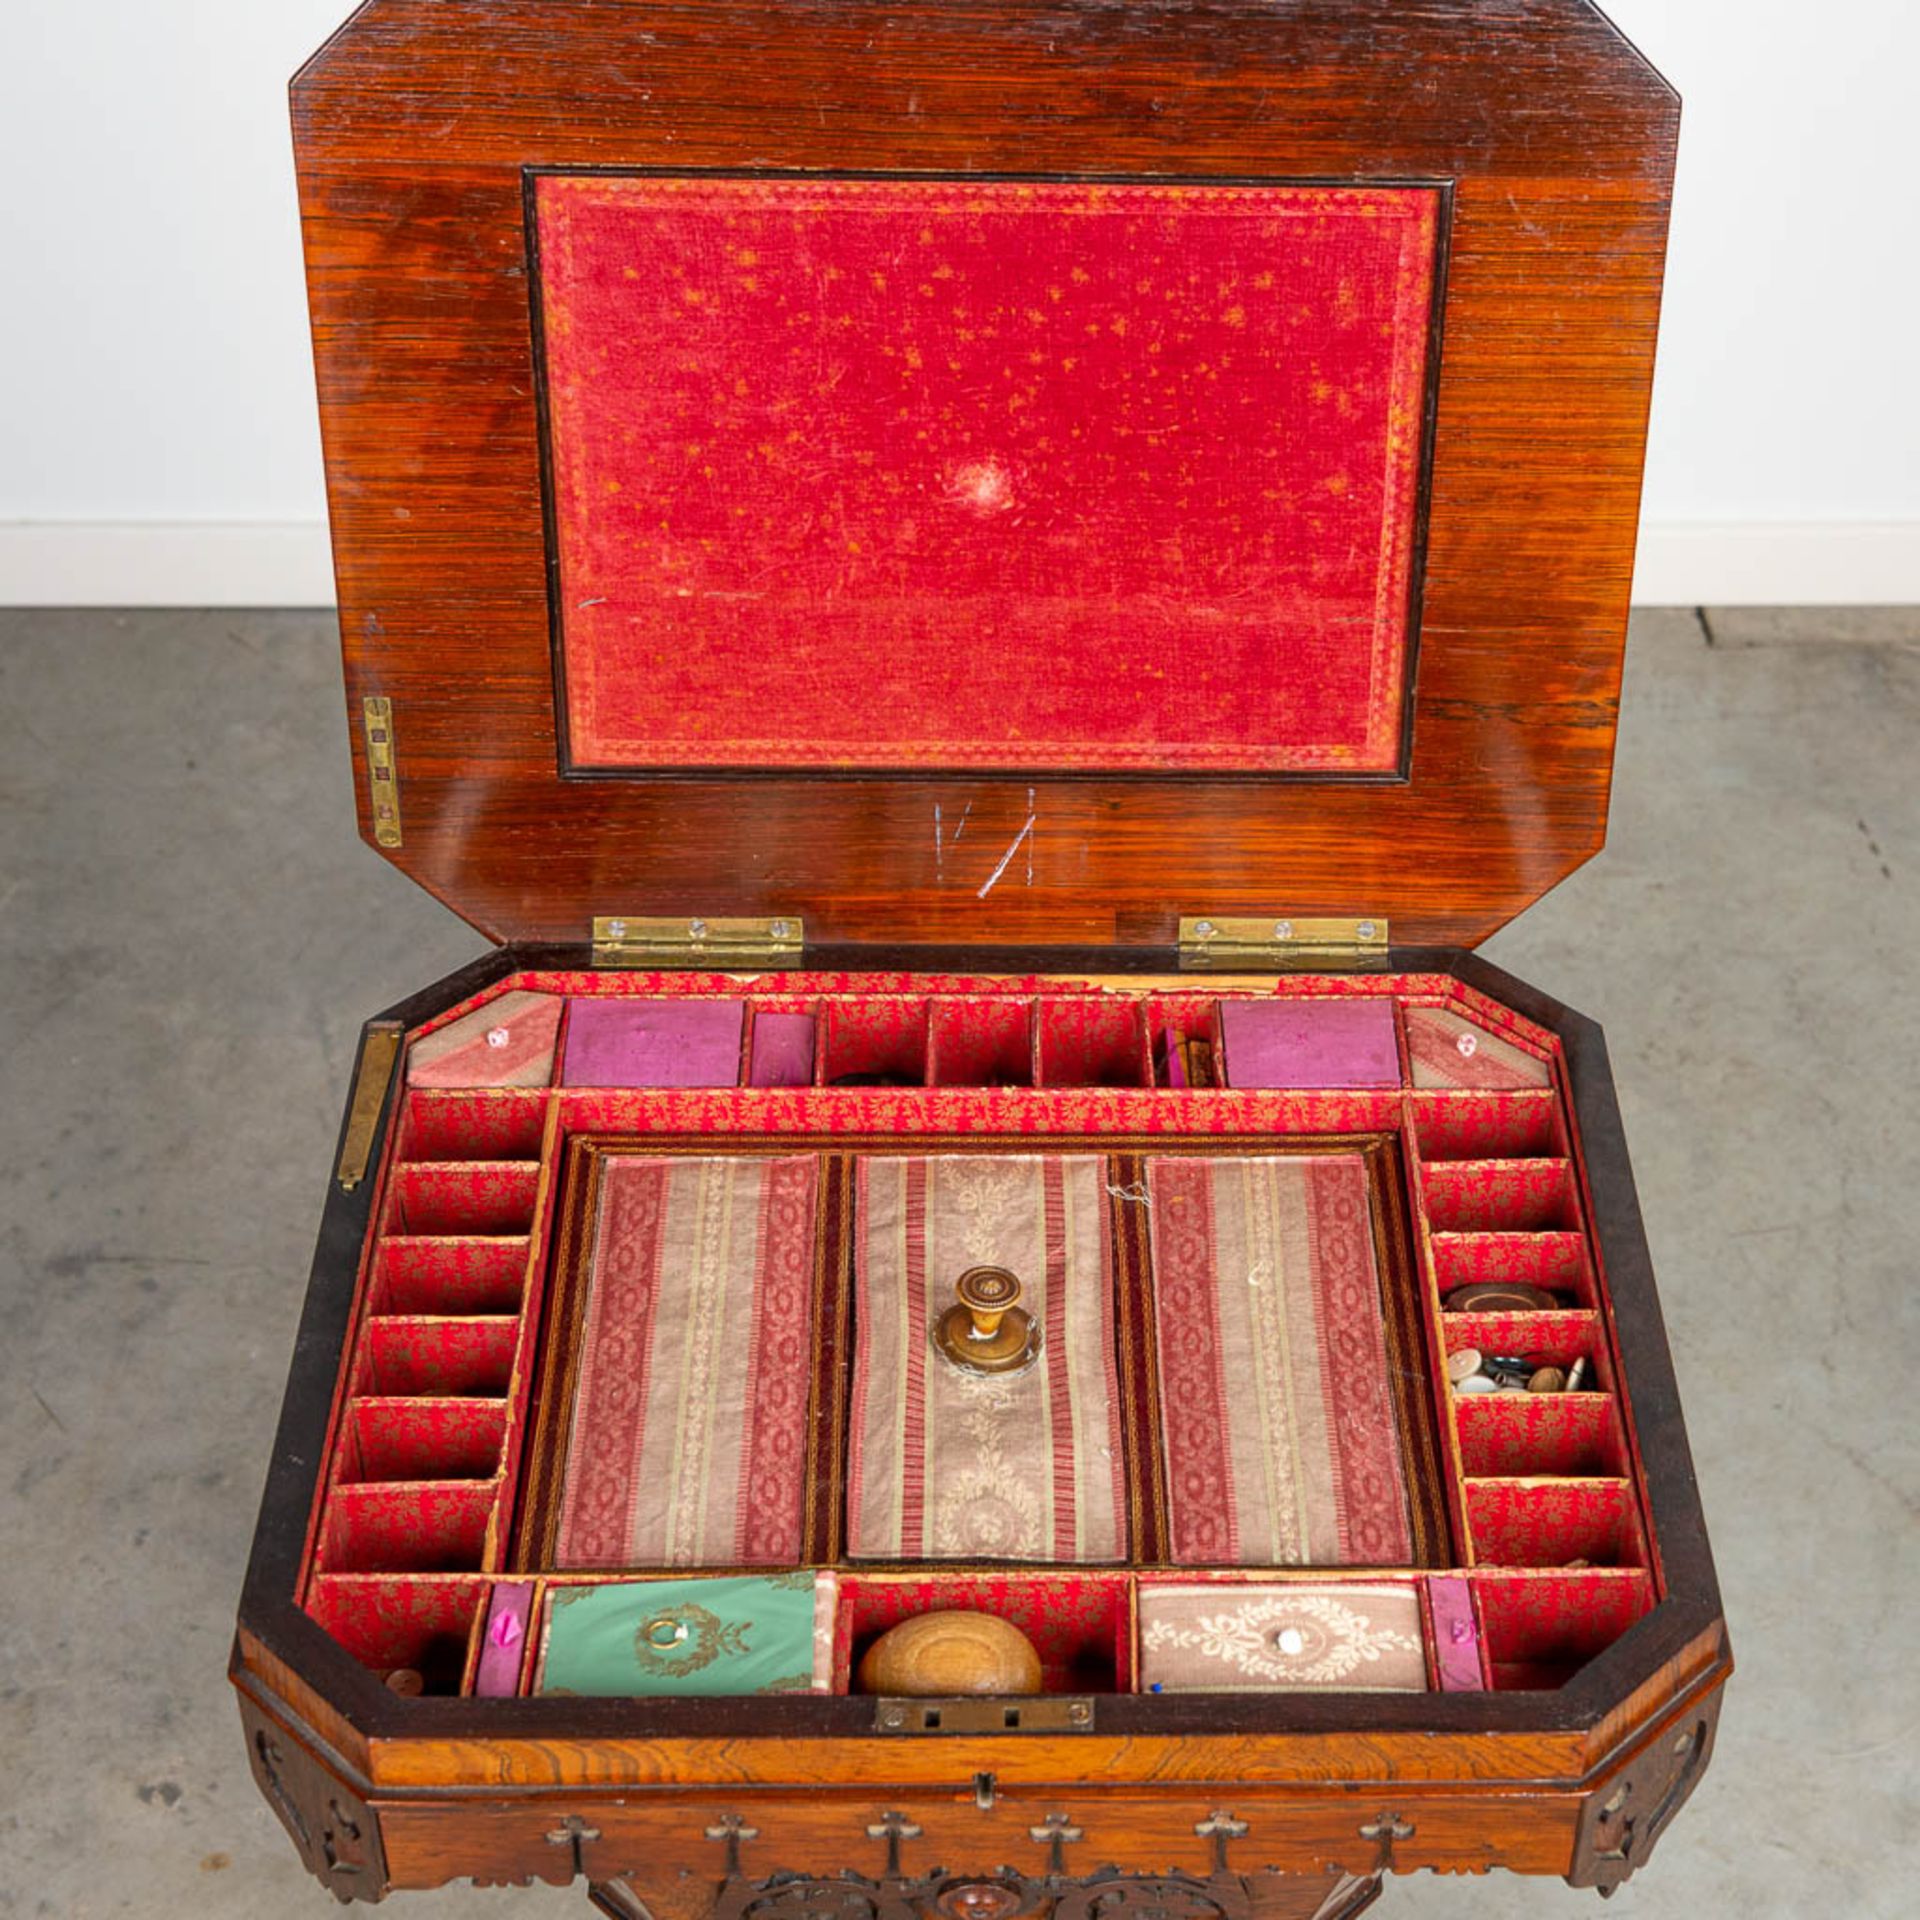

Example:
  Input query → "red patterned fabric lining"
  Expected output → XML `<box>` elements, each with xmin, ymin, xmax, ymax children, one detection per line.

<box><xmin>536</xmin><ymin>174</ymin><xmax>1437</xmax><ymax>774</ymax></box>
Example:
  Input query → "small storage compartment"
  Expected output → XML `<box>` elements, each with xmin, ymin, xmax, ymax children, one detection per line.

<box><xmin>821</xmin><ymin>997</ymin><xmax>930</xmax><ymax>1087</ymax></box>
<box><xmin>1037</xmin><ymin>997</ymin><xmax>1150</xmax><ymax>1088</ymax></box>
<box><xmin>1455</xmin><ymin>1391</ymin><xmax>1627</xmax><ymax>1479</ymax></box>
<box><xmin>303</xmin><ymin>1575</ymin><xmax>489</xmax><ymax>1691</ymax></box>
<box><xmin>319</xmin><ymin>1480</ymin><xmax>495</xmax><ymax>1573</ymax></box>
<box><xmin>354</xmin><ymin>1316</ymin><xmax>519</xmax><ymax>1399</ymax></box>
<box><xmin>370</xmin><ymin>1236</ymin><xmax>528</xmax><ymax>1317</ymax></box>
<box><xmin>397</xmin><ymin>1090</ymin><xmax>548</xmax><ymax>1163</ymax></box>
<box><xmin>383</xmin><ymin>1162</ymin><xmax>541</xmax><ymax>1236</ymax></box>
<box><xmin>1423</xmin><ymin>1159</ymin><xmax>1581</xmax><ymax>1234</ymax></box>
<box><xmin>339</xmin><ymin>1398</ymin><xmax>509</xmax><ymax>1485</ymax></box>
<box><xmin>836</xmin><ymin>1574</ymin><xmax>1131</xmax><ymax>1695</ymax></box>
<box><xmin>1465</xmin><ymin>1478</ymin><xmax>1648</xmax><ymax>1570</ymax></box>
<box><xmin>1472</xmin><ymin>1570</ymin><xmax>1655</xmax><ymax>1690</ymax></box>
<box><xmin>1412</xmin><ymin>1090</ymin><xmax>1562</xmax><ymax>1162</ymax></box>
<box><xmin>929</xmin><ymin>997</ymin><xmax>1035</xmax><ymax>1087</ymax></box>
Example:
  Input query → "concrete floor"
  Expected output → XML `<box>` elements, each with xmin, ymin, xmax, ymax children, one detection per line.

<box><xmin>1</xmin><ymin>606</ymin><xmax>1915</xmax><ymax>1917</ymax></box>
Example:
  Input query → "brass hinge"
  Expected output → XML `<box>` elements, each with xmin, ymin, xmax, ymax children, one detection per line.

<box><xmin>591</xmin><ymin>914</ymin><xmax>806</xmax><ymax>968</ymax></box>
<box><xmin>1178</xmin><ymin>914</ymin><xmax>1390</xmax><ymax>969</ymax></box>
<box><xmin>361</xmin><ymin>696</ymin><xmax>402</xmax><ymax>848</ymax></box>
<box><xmin>336</xmin><ymin>1024</ymin><xmax>402</xmax><ymax>1190</ymax></box>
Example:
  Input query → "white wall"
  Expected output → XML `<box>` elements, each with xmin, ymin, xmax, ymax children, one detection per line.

<box><xmin>0</xmin><ymin>1</ymin><xmax>1914</xmax><ymax>606</ymax></box>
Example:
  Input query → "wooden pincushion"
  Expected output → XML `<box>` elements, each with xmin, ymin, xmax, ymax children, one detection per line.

<box><xmin>857</xmin><ymin>1611</ymin><xmax>1045</xmax><ymax>1697</ymax></box>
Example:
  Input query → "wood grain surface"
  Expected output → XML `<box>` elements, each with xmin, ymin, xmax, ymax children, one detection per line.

<box><xmin>293</xmin><ymin>0</ymin><xmax>1677</xmax><ymax>949</ymax></box>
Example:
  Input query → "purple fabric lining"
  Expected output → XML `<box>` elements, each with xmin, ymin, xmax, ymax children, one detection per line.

<box><xmin>475</xmin><ymin>1582</ymin><xmax>535</xmax><ymax>1696</ymax></box>
<box><xmin>1426</xmin><ymin>1575</ymin><xmax>1484</xmax><ymax>1691</ymax></box>
<box><xmin>562</xmin><ymin>998</ymin><xmax>746</xmax><ymax>1087</ymax></box>
<box><xmin>1218</xmin><ymin>998</ymin><xmax>1400</xmax><ymax>1089</ymax></box>
<box><xmin>748</xmin><ymin>1011</ymin><xmax>817</xmax><ymax>1087</ymax></box>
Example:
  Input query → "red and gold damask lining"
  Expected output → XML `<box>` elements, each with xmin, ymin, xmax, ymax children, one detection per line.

<box><xmin>301</xmin><ymin>970</ymin><xmax>1656</xmax><ymax>1699</ymax></box>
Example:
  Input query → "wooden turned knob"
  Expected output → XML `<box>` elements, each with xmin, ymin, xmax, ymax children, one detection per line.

<box><xmin>933</xmin><ymin>1266</ymin><xmax>1040</xmax><ymax>1375</ymax></box>
<box><xmin>957</xmin><ymin>1265</ymin><xmax>1020</xmax><ymax>1337</ymax></box>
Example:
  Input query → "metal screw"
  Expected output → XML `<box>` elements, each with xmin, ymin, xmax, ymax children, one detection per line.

<box><xmin>879</xmin><ymin>1705</ymin><xmax>907</xmax><ymax>1730</ymax></box>
<box><xmin>688</xmin><ymin>918</ymin><xmax>709</xmax><ymax>939</ymax></box>
<box><xmin>1193</xmin><ymin>920</ymin><xmax>1216</xmax><ymax>938</ymax></box>
<box><xmin>1273</xmin><ymin>920</ymin><xmax>1293</xmax><ymax>941</ymax></box>
<box><xmin>1356</xmin><ymin>919</ymin><xmax>1378</xmax><ymax>940</ymax></box>
<box><xmin>1067</xmin><ymin>1702</ymin><xmax>1091</xmax><ymax>1726</ymax></box>
<box><xmin>607</xmin><ymin>919</ymin><xmax>627</xmax><ymax>938</ymax></box>
<box><xmin>770</xmin><ymin>919</ymin><xmax>794</xmax><ymax>940</ymax></box>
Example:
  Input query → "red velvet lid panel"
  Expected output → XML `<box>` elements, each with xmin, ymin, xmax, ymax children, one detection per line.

<box><xmin>296</xmin><ymin>0</ymin><xmax>1677</xmax><ymax>949</ymax></box>
<box><xmin>536</xmin><ymin>175</ymin><xmax>1440</xmax><ymax>777</ymax></box>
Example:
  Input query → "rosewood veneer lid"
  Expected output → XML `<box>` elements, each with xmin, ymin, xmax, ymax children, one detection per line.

<box><xmin>295</xmin><ymin>0</ymin><xmax>1676</xmax><ymax>951</ymax></box>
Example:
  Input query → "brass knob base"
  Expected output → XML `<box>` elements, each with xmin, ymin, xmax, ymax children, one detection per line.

<box><xmin>933</xmin><ymin>1301</ymin><xmax>1040</xmax><ymax>1375</ymax></box>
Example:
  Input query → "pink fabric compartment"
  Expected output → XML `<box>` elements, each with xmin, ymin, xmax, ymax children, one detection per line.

<box><xmin>1424</xmin><ymin>1575</ymin><xmax>1485</xmax><ymax>1691</ymax></box>
<box><xmin>408</xmin><ymin>991</ymin><xmax>563</xmax><ymax>1089</ymax></box>
<box><xmin>746</xmin><ymin>1009</ymin><xmax>818</xmax><ymax>1088</ymax></box>
<box><xmin>1404</xmin><ymin>1006</ymin><xmax>1553</xmax><ymax>1091</ymax></box>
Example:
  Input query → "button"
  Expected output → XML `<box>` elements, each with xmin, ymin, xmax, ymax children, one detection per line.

<box><xmin>383</xmin><ymin>1667</ymin><xmax>424</xmax><ymax>1696</ymax></box>
<box><xmin>1443</xmin><ymin>1281</ymin><xmax>1560</xmax><ymax>1313</ymax></box>
<box><xmin>1527</xmin><ymin>1365</ymin><xmax>1569</xmax><ymax>1394</ymax></box>
<box><xmin>1456</xmin><ymin>1030</ymin><xmax>1479</xmax><ymax>1058</ymax></box>
<box><xmin>1447</xmin><ymin>1348</ymin><xmax>1484</xmax><ymax>1384</ymax></box>
<box><xmin>1455</xmin><ymin>1374</ymin><xmax>1498</xmax><ymax>1394</ymax></box>
<box><xmin>1274</xmin><ymin>1626</ymin><xmax>1306</xmax><ymax>1656</ymax></box>
<box><xmin>486</xmin><ymin>1026</ymin><xmax>511</xmax><ymax>1048</ymax></box>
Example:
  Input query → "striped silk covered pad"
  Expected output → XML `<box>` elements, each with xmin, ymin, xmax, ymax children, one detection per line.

<box><xmin>1146</xmin><ymin>1154</ymin><xmax>1413</xmax><ymax>1566</ymax></box>
<box><xmin>552</xmin><ymin>1154</ymin><xmax>818</xmax><ymax>1569</ymax></box>
<box><xmin>847</xmin><ymin>1155</ymin><xmax>1128</xmax><ymax>1563</ymax></box>
<box><xmin>549</xmin><ymin>1148</ymin><xmax>1413</xmax><ymax>1572</ymax></box>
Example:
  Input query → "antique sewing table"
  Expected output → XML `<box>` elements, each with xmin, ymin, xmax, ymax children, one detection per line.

<box><xmin>234</xmin><ymin>2</ymin><xmax>1729</xmax><ymax>1913</ymax></box>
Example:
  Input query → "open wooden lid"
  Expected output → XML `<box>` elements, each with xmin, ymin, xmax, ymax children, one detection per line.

<box><xmin>295</xmin><ymin>0</ymin><xmax>1675</xmax><ymax>950</ymax></box>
